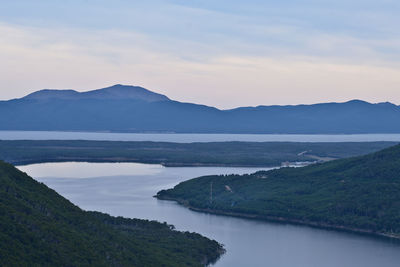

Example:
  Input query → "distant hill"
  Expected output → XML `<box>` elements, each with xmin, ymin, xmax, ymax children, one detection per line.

<box><xmin>1</xmin><ymin>84</ymin><xmax>400</xmax><ymax>133</ymax></box>
<box><xmin>157</xmin><ymin>144</ymin><xmax>400</xmax><ymax>239</ymax></box>
<box><xmin>0</xmin><ymin>160</ymin><xmax>223</xmax><ymax>266</ymax></box>
<box><xmin>23</xmin><ymin>84</ymin><xmax>170</xmax><ymax>102</ymax></box>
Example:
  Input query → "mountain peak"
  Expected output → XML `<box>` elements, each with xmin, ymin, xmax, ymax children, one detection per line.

<box><xmin>23</xmin><ymin>84</ymin><xmax>170</xmax><ymax>102</ymax></box>
<box><xmin>344</xmin><ymin>99</ymin><xmax>369</xmax><ymax>104</ymax></box>
<box><xmin>23</xmin><ymin>89</ymin><xmax>80</xmax><ymax>100</ymax></box>
<box><xmin>81</xmin><ymin>84</ymin><xmax>170</xmax><ymax>102</ymax></box>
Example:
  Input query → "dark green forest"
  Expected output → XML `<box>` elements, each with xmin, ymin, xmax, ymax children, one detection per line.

<box><xmin>0</xmin><ymin>140</ymin><xmax>395</xmax><ymax>167</ymax></box>
<box><xmin>0</xmin><ymin>161</ymin><xmax>223</xmax><ymax>266</ymax></box>
<box><xmin>157</xmin><ymin>144</ymin><xmax>400</xmax><ymax>239</ymax></box>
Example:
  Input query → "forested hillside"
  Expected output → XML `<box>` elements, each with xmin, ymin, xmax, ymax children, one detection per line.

<box><xmin>157</xmin><ymin>144</ymin><xmax>400</xmax><ymax>239</ymax></box>
<box><xmin>0</xmin><ymin>161</ymin><xmax>223</xmax><ymax>266</ymax></box>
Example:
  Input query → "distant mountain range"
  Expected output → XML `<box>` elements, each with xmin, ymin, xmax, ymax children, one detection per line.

<box><xmin>1</xmin><ymin>84</ymin><xmax>400</xmax><ymax>133</ymax></box>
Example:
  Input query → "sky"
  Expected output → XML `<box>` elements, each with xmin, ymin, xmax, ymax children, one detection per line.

<box><xmin>1</xmin><ymin>0</ymin><xmax>400</xmax><ymax>109</ymax></box>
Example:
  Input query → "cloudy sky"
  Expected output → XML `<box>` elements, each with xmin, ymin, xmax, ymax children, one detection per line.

<box><xmin>1</xmin><ymin>0</ymin><xmax>400</xmax><ymax>108</ymax></box>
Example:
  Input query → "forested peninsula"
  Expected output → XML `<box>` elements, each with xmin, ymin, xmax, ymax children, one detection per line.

<box><xmin>157</xmin><ymin>144</ymin><xmax>400</xmax><ymax>240</ymax></box>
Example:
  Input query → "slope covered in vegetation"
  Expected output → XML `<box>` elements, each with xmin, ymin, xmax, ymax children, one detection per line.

<box><xmin>157</xmin><ymin>144</ymin><xmax>400</xmax><ymax>239</ymax></box>
<box><xmin>0</xmin><ymin>161</ymin><xmax>223</xmax><ymax>266</ymax></box>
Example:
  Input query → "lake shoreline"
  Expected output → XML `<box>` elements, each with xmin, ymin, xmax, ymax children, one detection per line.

<box><xmin>156</xmin><ymin>195</ymin><xmax>400</xmax><ymax>242</ymax></box>
<box><xmin>10</xmin><ymin>157</ymin><xmax>310</xmax><ymax>168</ymax></box>
<box><xmin>2</xmin><ymin>140</ymin><xmax>395</xmax><ymax>169</ymax></box>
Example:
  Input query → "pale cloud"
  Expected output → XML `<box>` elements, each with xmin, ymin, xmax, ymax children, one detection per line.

<box><xmin>1</xmin><ymin>23</ymin><xmax>400</xmax><ymax>109</ymax></box>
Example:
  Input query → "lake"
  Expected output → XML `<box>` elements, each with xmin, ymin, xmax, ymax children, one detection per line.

<box><xmin>18</xmin><ymin>162</ymin><xmax>400</xmax><ymax>267</ymax></box>
<box><xmin>3</xmin><ymin>130</ymin><xmax>400</xmax><ymax>142</ymax></box>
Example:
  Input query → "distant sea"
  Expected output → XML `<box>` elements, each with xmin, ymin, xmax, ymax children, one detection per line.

<box><xmin>1</xmin><ymin>131</ymin><xmax>400</xmax><ymax>143</ymax></box>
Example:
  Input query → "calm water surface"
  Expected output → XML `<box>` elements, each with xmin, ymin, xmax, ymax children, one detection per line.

<box><xmin>18</xmin><ymin>162</ymin><xmax>400</xmax><ymax>267</ymax></box>
<box><xmin>4</xmin><ymin>130</ymin><xmax>400</xmax><ymax>142</ymax></box>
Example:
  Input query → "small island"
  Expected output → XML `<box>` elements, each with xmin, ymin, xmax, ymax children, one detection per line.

<box><xmin>156</xmin><ymin>144</ymin><xmax>400</xmax><ymax>240</ymax></box>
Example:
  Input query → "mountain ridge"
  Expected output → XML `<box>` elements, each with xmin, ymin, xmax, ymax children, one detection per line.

<box><xmin>1</xmin><ymin>84</ymin><xmax>400</xmax><ymax>134</ymax></box>
<box><xmin>16</xmin><ymin>85</ymin><xmax>398</xmax><ymax>110</ymax></box>
<box><xmin>23</xmin><ymin>84</ymin><xmax>170</xmax><ymax>102</ymax></box>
